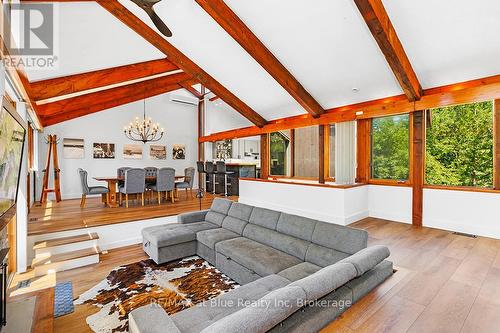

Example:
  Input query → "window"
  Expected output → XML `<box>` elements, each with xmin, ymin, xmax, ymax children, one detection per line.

<box><xmin>270</xmin><ymin>131</ymin><xmax>291</xmax><ymax>176</ymax></box>
<box><xmin>329</xmin><ymin>124</ymin><xmax>335</xmax><ymax>178</ymax></box>
<box><xmin>294</xmin><ymin>126</ymin><xmax>319</xmax><ymax>178</ymax></box>
<box><xmin>371</xmin><ymin>114</ymin><xmax>410</xmax><ymax>180</ymax></box>
<box><xmin>426</xmin><ymin>101</ymin><xmax>493</xmax><ymax>188</ymax></box>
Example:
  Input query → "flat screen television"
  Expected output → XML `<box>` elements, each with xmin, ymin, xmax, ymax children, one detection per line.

<box><xmin>0</xmin><ymin>97</ymin><xmax>26</xmax><ymax>219</ymax></box>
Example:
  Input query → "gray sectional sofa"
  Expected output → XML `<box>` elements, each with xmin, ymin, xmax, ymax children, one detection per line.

<box><xmin>135</xmin><ymin>198</ymin><xmax>393</xmax><ymax>333</ymax></box>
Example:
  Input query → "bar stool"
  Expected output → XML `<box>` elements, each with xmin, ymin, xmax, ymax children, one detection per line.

<box><xmin>196</xmin><ymin>161</ymin><xmax>206</xmax><ymax>191</ymax></box>
<box><xmin>205</xmin><ymin>161</ymin><xmax>218</xmax><ymax>194</ymax></box>
<box><xmin>216</xmin><ymin>161</ymin><xmax>234</xmax><ymax>197</ymax></box>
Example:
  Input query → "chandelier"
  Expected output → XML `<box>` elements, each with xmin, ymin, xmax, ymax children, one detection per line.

<box><xmin>124</xmin><ymin>99</ymin><xmax>164</xmax><ymax>143</ymax></box>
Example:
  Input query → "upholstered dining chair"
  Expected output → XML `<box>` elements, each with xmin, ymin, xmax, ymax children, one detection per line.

<box><xmin>78</xmin><ymin>168</ymin><xmax>109</xmax><ymax>208</ymax></box>
<box><xmin>117</xmin><ymin>167</ymin><xmax>131</xmax><ymax>188</ymax></box>
<box><xmin>147</xmin><ymin>167</ymin><xmax>175</xmax><ymax>204</ymax></box>
<box><xmin>119</xmin><ymin>168</ymin><xmax>146</xmax><ymax>208</ymax></box>
<box><xmin>144</xmin><ymin>166</ymin><xmax>158</xmax><ymax>202</ymax></box>
<box><xmin>175</xmin><ymin>167</ymin><xmax>195</xmax><ymax>198</ymax></box>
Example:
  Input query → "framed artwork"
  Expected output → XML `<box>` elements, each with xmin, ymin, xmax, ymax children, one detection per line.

<box><xmin>172</xmin><ymin>144</ymin><xmax>186</xmax><ymax>160</ymax></box>
<box><xmin>93</xmin><ymin>143</ymin><xmax>115</xmax><ymax>159</ymax></box>
<box><xmin>63</xmin><ymin>138</ymin><xmax>84</xmax><ymax>159</ymax></box>
<box><xmin>150</xmin><ymin>145</ymin><xmax>166</xmax><ymax>160</ymax></box>
<box><xmin>123</xmin><ymin>144</ymin><xmax>143</xmax><ymax>159</ymax></box>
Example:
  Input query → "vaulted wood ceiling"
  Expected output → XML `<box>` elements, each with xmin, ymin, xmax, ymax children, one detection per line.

<box><xmin>11</xmin><ymin>0</ymin><xmax>500</xmax><ymax>129</ymax></box>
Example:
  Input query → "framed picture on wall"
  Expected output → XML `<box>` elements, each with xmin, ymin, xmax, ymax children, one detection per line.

<box><xmin>123</xmin><ymin>144</ymin><xmax>143</xmax><ymax>159</ymax></box>
<box><xmin>93</xmin><ymin>143</ymin><xmax>115</xmax><ymax>159</ymax></box>
<box><xmin>150</xmin><ymin>145</ymin><xmax>166</xmax><ymax>160</ymax></box>
<box><xmin>63</xmin><ymin>138</ymin><xmax>84</xmax><ymax>159</ymax></box>
<box><xmin>172</xmin><ymin>144</ymin><xmax>186</xmax><ymax>160</ymax></box>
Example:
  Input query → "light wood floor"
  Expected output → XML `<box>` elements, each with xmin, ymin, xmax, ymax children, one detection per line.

<box><xmin>28</xmin><ymin>192</ymin><xmax>234</xmax><ymax>235</ymax></box>
<box><xmin>31</xmin><ymin>217</ymin><xmax>500</xmax><ymax>333</ymax></box>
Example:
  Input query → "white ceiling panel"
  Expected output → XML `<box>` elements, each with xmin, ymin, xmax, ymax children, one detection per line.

<box><xmin>224</xmin><ymin>0</ymin><xmax>403</xmax><ymax>110</ymax></box>
<box><xmin>25</xmin><ymin>2</ymin><xmax>164</xmax><ymax>82</ymax></box>
<box><xmin>383</xmin><ymin>0</ymin><xmax>500</xmax><ymax>88</ymax></box>
<box><xmin>119</xmin><ymin>0</ymin><xmax>305</xmax><ymax>121</ymax></box>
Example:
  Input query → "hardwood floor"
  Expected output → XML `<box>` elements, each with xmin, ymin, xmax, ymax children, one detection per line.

<box><xmin>28</xmin><ymin>192</ymin><xmax>234</xmax><ymax>235</ymax></box>
<box><xmin>27</xmin><ymin>217</ymin><xmax>500</xmax><ymax>333</ymax></box>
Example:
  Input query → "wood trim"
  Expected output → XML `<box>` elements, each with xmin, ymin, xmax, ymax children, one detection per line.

<box><xmin>290</xmin><ymin>129</ymin><xmax>295</xmax><ymax>177</ymax></box>
<box><xmin>319</xmin><ymin>124</ymin><xmax>326</xmax><ymax>183</ymax></box>
<box><xmin>353</xmin><ymin>0</ymin><xmax>422</xmax><ymax>101</ymax></box>
<box><xmin>200</xmin><ymin>73</ymin><xmax>500</xmax><ymax>142</ymax></box>
<box><xmin>198</xmin><ymin>86</ymin><xmax>206</xmax><ymax>161</ymax></box>
<box><xmin>411</xmin><ymin>111</ymin><xmax>425</xmax><ymax>226</ymax></box>
<box><xmin>323</xmin><ymin>125</ymin><xmax>331</xmax><ymax>179</ymax></box>
<box><xmin>368</xmin><ymin>179</ymin><xmax>411</xmax><ymax>187</ymax></box>
<box><xmin>260</xmin><ymin>134</ymin><xmax>269</xmax><ymax>179</ymax></box>
<box><xmin>0</xmin><ymin>205</ymin><xmax>15</xmax><ymax>234</ymax></box>
<box><xmin>494</xmin><ymin>99</ymin><xmax>500</xmax><ymax>189</ymax></box>
<box><xmin>356</xmin><ymin>119</ymin><xmax>371</xmax><ymax>182</ymax></box>
<box><xmin>30</xmin><ymin>58</ymin><xmax>178</xmax><ymax>101</ymax></box>
<box><xmin>423</xmin><ymin>184</ymin><xmax>500</xmax><ymax>194</ymax></box>
<box><xmin>180</xmin><ymin>82</ymin><xmax>203</xmax><ymax>99</ymax></box>
<box><xmin>209</xmin><ymin>95</ymin><xmax>220</xmax><ymax>102</ymax></box>
<box><xmin>195</xmin><ymin>0</ymin><xmax>324</xmax><ymax>118</ymax></box>
<box><xmin>240</xmin><ymin>177</ymin><xmax>366</xmax><ymax>189</ymax></box>
<box><xmin>98</xmin><ymin>0</ymin><xmax>267</xmax><ymax>127</ymax></box>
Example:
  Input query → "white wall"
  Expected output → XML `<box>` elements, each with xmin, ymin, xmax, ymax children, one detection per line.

<box><xmin>205</xmin><ymin>100</ymin><xmax>251</xmax><ymax>135</ymax></box>
<box><xmin>37</xmin><ymin>91</ymin><xmax>199</xmax><ymax>200</ymax></box>
<box><xmin>238</xmin><ymin>180</ymin><xmax>368</xmax><ymax>225</ymax></box>
<box><xmin>424</xmin><ymin>189</ymin><xmax>500</xmax><ymax>239</ymax></box>
<box><xmin>368</xmin><ymin>185</ymin><xmax>412</xmax><ymax>224</ymax></box>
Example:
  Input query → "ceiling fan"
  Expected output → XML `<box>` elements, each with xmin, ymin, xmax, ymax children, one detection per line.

<box><xmin>130</xmin><ymin>0</ymin><xmax>173</xmax><ymax>37</ymax></box>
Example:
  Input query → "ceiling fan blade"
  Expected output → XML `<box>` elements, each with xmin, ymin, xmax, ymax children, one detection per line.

<box><xmin>130</xmin><ymin>0</ymin><xmax>173</xmax><ymax>37</ymax></box>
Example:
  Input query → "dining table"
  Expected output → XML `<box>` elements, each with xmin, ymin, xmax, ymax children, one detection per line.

<box><xmin>94</xmin><ymin>175</ymin><xmax>185</xmax><ymax>208</ymax></box>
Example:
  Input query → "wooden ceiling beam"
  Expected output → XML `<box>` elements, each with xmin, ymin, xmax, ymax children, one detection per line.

<box><xmin>179</xmin><ymin>82</ymin><xmax>203</xmax><ymax>99</ymax></box>
<box><xmin>354</xmin><ymin>0</ymin><xmax>423</xmax><ymax>102</ymax></box>
<box><xmin>38</xmin><ymin>72</ymin><xmax>193</xmax><ymax>124</ymax></box>
<box><xmin>195</xmin><ymin>0</ymin><xmax>324</xmax><ymax>118</ymax></box>
<box><xmin>199</xmin><ymin>73</ymin><xmax>500</xmax><ymax>142</ymax></box>
<box><xmin>30</xmin><ymin>58</ymin><xmax>179</xmax><ymax>101</ymax></box>
<box><xmin>97</xmin><ymin>0</ymin><xmax>267</xmax><ymax>127</ymax></box>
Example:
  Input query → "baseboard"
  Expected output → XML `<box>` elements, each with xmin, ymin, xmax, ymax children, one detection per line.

<box><xmin>424</xmin><ymin>218</ymin><xmax>500</xmax><ymax>240</ymax></box>
<box><xmin>344</xmin><ymin>211</ymin><xmax>370</xmax><ymax>225</ymax></box>
<box><xmin>369</xmin><ymin>210</ymin><xmax>411</xmax><ymax>224</ymax></box>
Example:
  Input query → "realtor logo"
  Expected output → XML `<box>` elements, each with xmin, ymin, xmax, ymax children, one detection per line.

<box><xmin>2</xmin><ymin>3</ymin><xmax>59</xmax><ymax>69</ymax></box>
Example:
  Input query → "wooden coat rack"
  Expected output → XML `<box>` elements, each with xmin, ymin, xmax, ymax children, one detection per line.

<box><xmin>40</xmin><ymin>134</ymin><xmax>62</xmax><ymax>204</ymax></box>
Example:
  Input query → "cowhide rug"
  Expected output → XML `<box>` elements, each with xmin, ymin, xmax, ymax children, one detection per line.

<box><xmin>74</xmin><ymin>256</ymin><xmax>238</xmax><ymax>333</ymax></box>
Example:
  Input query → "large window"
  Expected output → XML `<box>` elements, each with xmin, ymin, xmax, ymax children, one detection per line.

<box><xmin>270</xmin><ymin>131</ymin><xmax>291</xmax><ymax>176</ymax></box>
<box><xmin>426</xmin><ymin>101</ymin><xmax>493</xmax><ymax>188</ymax></box>
<box><xmin>371</xmin><ymin>114</ymin><xmax>410</xmax><ymax>180</ymax></box>
<box><xmin>294</xmin><ymin>126</ymin><xmax>319</xmax><ymax>178</ymax></box>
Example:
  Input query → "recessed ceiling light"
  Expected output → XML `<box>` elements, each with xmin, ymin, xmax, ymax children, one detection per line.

<box><xmin>352</xmin><ymin>88</ymin><xmax>360</xmax><ymax>93</ymax></box>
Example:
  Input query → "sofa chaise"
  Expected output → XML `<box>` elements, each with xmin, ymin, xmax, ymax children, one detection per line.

<box><xmin>135</xmin><ymin>198</ymin><xmax>393</xmax><ymax>333</ymax></box>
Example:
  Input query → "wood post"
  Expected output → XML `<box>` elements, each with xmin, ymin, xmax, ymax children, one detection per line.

<box><xmin>411</xmin><ymin>111</ymin><xmax>425</xmax><ymax>227</ymax></box>
<box><xmin>356</xmin><ymin>119</ymin><xmax>371</xmax><ymax>183</ymax></box>
<box><xmin>290</xmin><ymin>129</ymin><xmax>295</xmax><ymax>177</ymax></box>
<box><xmin>260</xmin><ymin>134</ymin><xmax>269</xmax><ymax>179</ymax></box>
<box><xmin>494</xmin><ymin>99</ymin><xmax>500</xmax><ymax>190</ymax></box>
<box><xmin>319</xmin><ymin>124</ymin><xmax>326</xmax><ymax>184</ymax></box>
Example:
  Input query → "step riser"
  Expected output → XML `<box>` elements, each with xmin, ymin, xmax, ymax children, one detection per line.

<box><xmin>35</xmin><ymin>239</ymin><xmax>98</xmax><ymax>256</ymax></box>
<box><xmin>34</xmin><ymin>254</ymin><xmax>100</xmax><ymax>277</ymax></box>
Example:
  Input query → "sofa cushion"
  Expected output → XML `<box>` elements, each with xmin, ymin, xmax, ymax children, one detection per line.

<box><xmin>197</xmin><ymin>228</ymin><xmax>239</xmax><ymax>250</ymax></box>
<box><xmin>290</xmin><ymin>262</ymin><xmax>357</xmax><ymax>301</ymax></box>
<box><xmin>142</xmin><ymin>222</ymin><xmax>218</xmax><ymax>247</ymax></box>
<box><xmin>205</xmin><ymin>211</ymin><xmax>226</xmax><ymax>226</ymax></box>
<box><xmin>311</xmin><ymin>221</ymin><xmax>368</xmax><ymax>255</ymax></box>
<box><xmin>338</xmin><ymin>245</ymin><xmax>390</xmax><ymax>276</ymax></box>
<box><xmin>222</xmin><ymin>216</ymin><xmax>248</xmax><ymax>235</ymax></box>
<box><xmin>277</xmin><ymin>212</ymin><xmax>317</xmax><ymax>241</ymax></box>
<box><xmin>227</xmin><ymin>202</ymin><xmax>253</xmax><ymax>221</ymax></box>
<box><xmin>210</xmin><ymin>198</ymin><xmax>233</xmax><ymax>214</ymax></box>
<box><xmin>172</xmin><ymin>274</ymin><xmax>290</xmax><ymax>333</ymax></box>
<box><xmin>129</xmin><ymin>304</ymin><xmax>181</xmax><ymax>333</ymax></box>
<box><xmin>305</xmin><ymin>243</ymin><xmax>350</xmax><ymax>267</ymax></box>
<box><xmin>200</xmin><ymin>286</ymin><xmax>306</xmax><ymax>333</ymax></box>
<box><xmin>242</xmin><ymin>224</ymin><xmax>309</xmax><ymax>260</ymax></box>
<box><xmin>249</xmin><ymin>207</ymin><xmax>281</xmax><ymax>230</ymax></box>
<box><xmin>215</xmin><ymin>237</ymin><xmax>301</xmax><ymax>277</ymax></box>
<box><xmin>278</xmin><ymin>262</ymin><xmax>322</xmax><ymax>282</ymax></box>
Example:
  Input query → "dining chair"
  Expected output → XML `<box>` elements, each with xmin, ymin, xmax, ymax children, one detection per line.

<box><xmin>117</xmin><ymin>167</ymin><xmax>131</xmax><ymax>188</ymax></box>
<box><xmin>78</xmin><ymin>168</ymin><xmax>109</xmax><ymax>208</ymax></box>
<box><xmin>196</xmin><ymin>161</ymin><xmax>206</xmax><ymax>191</ymax></box>
<box><xmin>205</xmin><ymin>161</ymin><xmax>217</xmax><ymax>194</ymax></box>
<box><xmin>144</xmin><ymin>167</ymin><xmax>158</xmax><ymax>202</ymax></box>
<box><xmin>147</xmin><ymin>167</ymin><xmax>175</xmax><ymax>204</ymax></box>
<box><xmin>175</xmin><ymin>167</ymin><xmax>195</xmax><ymax>198</ymax></box>
<box><xmin>119</xmin><ymin>168</ymin><xmax>146</xmax><ymax>208</ymax></box>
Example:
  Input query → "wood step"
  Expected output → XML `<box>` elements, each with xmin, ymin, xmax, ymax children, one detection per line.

<box><xmin>32</xmin><ymin>246</ymin><xmax>101</xmax><ymax>268</ymax></box>
<box><xmin>33</xmin><ymin>233</ymin><xmax>99</xmax><ymax>250</ymax></box>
